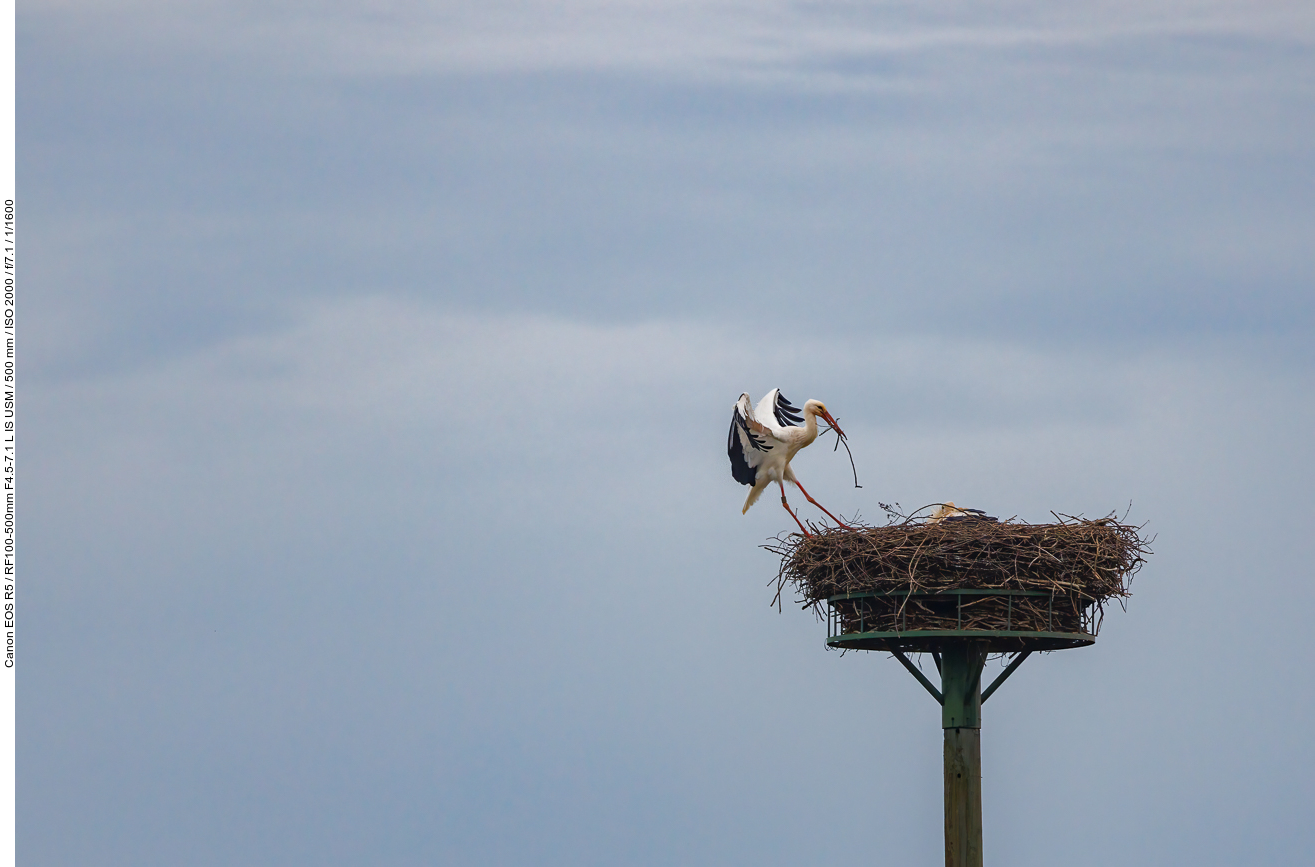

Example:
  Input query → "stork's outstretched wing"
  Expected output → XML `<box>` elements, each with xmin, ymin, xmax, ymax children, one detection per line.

<box><xmin>754</xmin><ymin>388</ymin><xmax>804</xmax><ymax>434</ymax></box>
<box><xmin>728</xmin><ymin>393</ymin><xmax>774</xmax><ymax>486</ymax></box>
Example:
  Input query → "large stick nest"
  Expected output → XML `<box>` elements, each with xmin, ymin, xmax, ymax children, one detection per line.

<box><xmin>768</xmin><ymin>511</ymin><xmax>1150</xmax><ymax>638</ymax></box>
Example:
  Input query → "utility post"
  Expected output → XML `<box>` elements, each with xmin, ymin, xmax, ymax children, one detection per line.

<box><xmin>940</xmin><ymin>642</ymin><xmax>986</xmax><ymax>867</ymax></box>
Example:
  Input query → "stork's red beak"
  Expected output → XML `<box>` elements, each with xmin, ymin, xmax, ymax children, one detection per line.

<box><xmin>821</xmin><ymin>410</ymin><xmax>845</xmax><ymax>438</ymax></box>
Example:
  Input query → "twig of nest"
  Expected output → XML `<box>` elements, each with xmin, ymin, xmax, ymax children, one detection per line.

<box><xmin>766</xmin><ymin>511</ymin><xmax>1150</xmax><ymax>638</ymax></box>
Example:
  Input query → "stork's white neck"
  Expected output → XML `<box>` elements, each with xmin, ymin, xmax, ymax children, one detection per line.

<box><xmin>799</xmin><ymin>400</ymin><xmax>823</xmax><ymax>446</ymax></box>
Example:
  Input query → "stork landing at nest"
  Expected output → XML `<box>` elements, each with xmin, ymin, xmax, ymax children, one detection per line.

<box><xmin>727</xmin><ymin>389</ymin><xmax>850</xmax><ymax>536</ymax></box>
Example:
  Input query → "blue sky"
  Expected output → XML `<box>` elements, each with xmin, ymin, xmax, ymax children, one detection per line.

<box><xmin>20</xmin><ymin>2</ymin><xmax>1315</xmax><ymax>865</ymax></box>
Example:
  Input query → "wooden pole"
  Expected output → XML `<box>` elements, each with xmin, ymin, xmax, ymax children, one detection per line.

<box><xmin>940</xmin><ymin>642</ymin><xmax>986</xmax><ymax>867</ymax></box>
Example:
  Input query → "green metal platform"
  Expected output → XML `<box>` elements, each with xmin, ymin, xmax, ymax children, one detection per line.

<box><xmin>828</xmin><ymin>628</ymin><xmax>1094</xmax><ymax>653</ymax></box>
<box><xmin>825</xmin><ymin>589</ymin><xmax>1097</xmax><ymax>653</ymax></box>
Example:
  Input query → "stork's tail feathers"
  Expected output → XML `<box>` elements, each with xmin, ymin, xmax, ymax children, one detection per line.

<box><xmin>742</xmin><ymin>483</ymin><xmax>767</xmax><ymax>514</ymax></box>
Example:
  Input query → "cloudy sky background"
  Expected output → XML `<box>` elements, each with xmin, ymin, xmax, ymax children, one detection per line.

<box><xmin>21</xmin><ymin>1</ymin><xmax>1315</xmax><ymax>865</ymax></box>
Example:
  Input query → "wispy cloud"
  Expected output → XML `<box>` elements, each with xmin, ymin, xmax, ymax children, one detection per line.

<box><xmin>30</xmin><ymin>0</ymin><xmax>1315</xmax><ymax>84</ymax></box>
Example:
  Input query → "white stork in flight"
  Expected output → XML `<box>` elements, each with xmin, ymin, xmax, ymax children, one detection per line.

<box><xmin>728</xmin><ymin>389</ymin><xmax>851</xmax><ymax>535</ymax></box>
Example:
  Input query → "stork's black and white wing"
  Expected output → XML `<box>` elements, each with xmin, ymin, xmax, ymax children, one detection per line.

<box><xmin>944</xmin><ymin>508</ymin><xmax>998</xmax><ymax>523</ymax></box>
<box><xmin>754</xmin><ymin>388</ymin><xmax>804</xmax><ymax>435</ymax></box>
<box><xmin>728</xmin><ymin>393</ymin><xmax>773</xmax><ymax>486</ymax></box>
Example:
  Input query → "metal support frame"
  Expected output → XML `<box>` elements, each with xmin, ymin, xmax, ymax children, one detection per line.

<box><xmin>888</xmin><ymin>643</ymin><xmax>1033</xmax><ymax>867</ymax></box>
<box><xmin>827</xmin><ymin>590</ymin><xmax>1088</xmax><ymax>867</ymax></box>
<box><xmin>981</xmin><ymin>650</ymin><xmax>1032</xmax><ymax>703</ymax></box>
<box><xmin>891</xmin><ymin>649</ymin><xmax>942</xmax><ymax>703</ymax></box>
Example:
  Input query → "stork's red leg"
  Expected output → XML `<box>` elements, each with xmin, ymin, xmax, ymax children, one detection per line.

<box><xmin>779</xmin><ymin>481</ymin><xmax>812</xmax><ymax>536</ymax></box>
<box><xmin>792</xmin><ymin>479</ymin><xmax>852</xmax><ymax>529</ymax></box>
